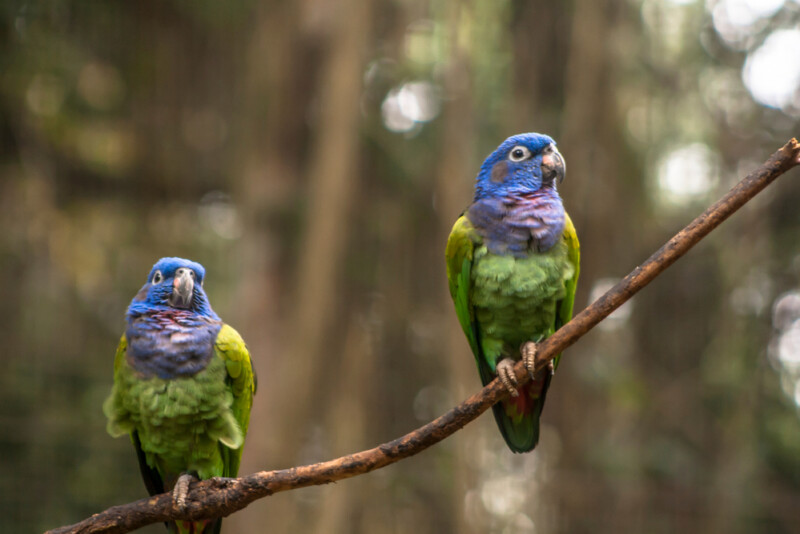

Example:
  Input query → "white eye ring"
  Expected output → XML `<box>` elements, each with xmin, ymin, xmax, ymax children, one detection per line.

<box><xmin>152</xmin><ymin>270</ymin><xmax>163</xmax><ymax>284</ymax></box>
<box><xmin>508</xmin><ymin>145</ymin><xmax>531</xmax><ymax>162</ymax></box>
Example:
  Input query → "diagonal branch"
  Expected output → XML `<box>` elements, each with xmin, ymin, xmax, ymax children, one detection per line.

<box><xmin>48</xmin><ymin>139</ymin><xmax>800</xmax><ymax>534</ymax></box>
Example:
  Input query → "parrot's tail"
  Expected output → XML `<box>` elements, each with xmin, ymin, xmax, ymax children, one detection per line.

<box><xmin>492</xmin><ymin>370</ymin><xmax>552</xmax><ymax>453</ymax></box>
<box><xmin>170</xmin><ymin>518</ymin><xmax>222</xmax><ymax>534</ymax></box>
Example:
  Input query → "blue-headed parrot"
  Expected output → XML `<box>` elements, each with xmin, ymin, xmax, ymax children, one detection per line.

<box><xmin>104</xmin><ymin>257</ymin><xmax>256</xmax><ymax>533</ymax></box>
<box><xmin>446</xmin><ymin>133</ymin><xmax>580</xmax><ymax>453</ymax></box>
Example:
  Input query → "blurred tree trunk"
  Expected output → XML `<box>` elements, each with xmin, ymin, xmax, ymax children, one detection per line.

<box><xmin>508</xmin><ymin>0</ymin><xmax>570</xmax><ymax>135</ymax></box>
<box><xmin>266</xmin><ymin>0</ymin><xmax>372</xmax><ymax>530</ymax></box>
<box><xmin>555</xmin><ymin>0</ymin><xmax>646</xmax><ymax>528</ymax></box>
<box><xmin>280</xmin><ymin>0</ymin><xmax>371</xmax><ymax>457</ymax></box>
<box><xmin>435</xmin><ymin>3</ymin><xmax>478</xmax><ymax>532</ymax></box>
<box><xmin>227</xmin><ymin>1</ymin><xmax>309</xmax><ymax>532</ymax></box>
<box><xmin>700</xmin><ymin>206</ymin><xmax>769</xmax><ymax>532</ymax></box>
<box><xmin>309</xmin><ymin>313</ymin><xmax>375</xmax><ymax>534</ymax></box>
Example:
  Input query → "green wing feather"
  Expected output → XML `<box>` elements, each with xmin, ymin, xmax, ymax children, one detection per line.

<box><xmin>214</xmin><ymin>324</ymin><xmax>256</xmax><ymax>478</ymax></box>
<box><xmin>112</xmin><ymin>334</ymin><xmax>126</xmax><ymax>375</ymax></box>
<box><xmin>446</xmin><ymin>215</ymin><xmax>494</xmax><ymax>386</ymax></box>
<box><xmin>446</xmin><ymin>216</ymin><xmax>478</xmax><ymax>355</ymax></box>
<box><xmin>108</xmin><ymin>336</ymin><xmax>168</xmax><ymax>496</ymax></box>
<box><xmin>553</xmin><ymin>211</ymin><xmax>580</xmax><ymax>369</ymax></box>
<box><xmin>447</xmin><ymin>215</ymin><xmax>528</xmax><ymax>449</ymax></box>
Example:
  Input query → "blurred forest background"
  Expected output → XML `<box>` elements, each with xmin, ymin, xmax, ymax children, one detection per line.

<box><xmin>1</xmin><ymin>0</ymin><xmax>800</xmax><ymax>532</ymax></box>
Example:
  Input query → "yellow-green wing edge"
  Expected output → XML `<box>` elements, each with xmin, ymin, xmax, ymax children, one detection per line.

<box><xmin>554</xmin><ymin>211</ymin><xmax>580</xmax><ymax>369</ymax></box>
<box><xmin>214</xmin><ymin>324</ymin><xmax>256</xmax><ymax>478</ymax></box>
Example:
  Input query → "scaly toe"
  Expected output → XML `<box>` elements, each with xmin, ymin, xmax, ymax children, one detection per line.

<box><xmin>173</xmin><ymin>473</ymin><xmax>195</xmax><ymax>512</ymax></box>
<box><xmin>496</xmin><ymin>358</ymin><xmax>519</xmax><ymax>397</ymax></box>
<box><xmin>521</xmin><ymin>342</ymin><xmax>538</xmax><ymax>376</ymax></box>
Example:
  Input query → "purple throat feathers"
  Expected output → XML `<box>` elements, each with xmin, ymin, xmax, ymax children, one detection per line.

<box><xmin>467</xmin><ymin>189</ymin><xmax>565</xmax><ymax>257</ymax></box>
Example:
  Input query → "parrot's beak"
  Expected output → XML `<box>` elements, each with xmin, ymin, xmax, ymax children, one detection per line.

<box><xmin>169</xmin><ymin>268</ymin><xmax>195</xmax><ymax>309</ymax></box>
<box><xmin>542</xmin><ymin>146</ymin><xmax>566</xmax><ymax>185</ymax></box>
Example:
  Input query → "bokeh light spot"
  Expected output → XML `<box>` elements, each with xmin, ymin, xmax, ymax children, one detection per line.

<box><xmin>769</xmin><ymin>292</ymin><xmax>800</xmax><ymax>408</ymax></box>
<box><xmin>381</xmin><ymin>81</ymin><xmax>440</xmax><ymax>134</ymax></box>
<box><xmin>773</xmin><ymin>291</ymin><xmax>800</xmax><ymax>331</ymax></box>
<box><xmin>656</xmin><ymin>143</ymin><xmax>719</xmax><ymax>204</ymax></box>
<box><xmin>711</xmin><ymin>0</ymin><xmax>785</xmax><ymax>48</ymax></box>
<box><xmin>480</xmin><ymin>476</ymin><xmax>526</xmax><ymax>517</ymax></box>
<box><xmin>77</xmin><ymin>62</ymin><xmax>125</xmax><ymax>111</ymax></box>
<box><xmin>743</xmin><ymin>29</ymin><xmax>800</xmax><ymax>112</ymax></box>
<box><xmin>778</xmin><ymin>324</ymin><xmax>800</xmax><ymax>372</ymax></box>
<box><xmin>26</xmin><ymin>74</ymin><xmax>65</xmax><ymax>117</ymax></box>
<box><xmin>199</xmin><ymin>191</ymin><xmax>242</xmax><ymax>240</ymax></box>
<box><xmin>717</xmin><ymin>0</ymin><xmax>783</xmax><ymax>28</ymax></box>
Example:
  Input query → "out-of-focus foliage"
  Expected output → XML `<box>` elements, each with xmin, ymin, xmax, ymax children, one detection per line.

<box><xmin>1</xmin><ymin>0</ymin><xmax>799</xmax><ymax>533</ymax></box>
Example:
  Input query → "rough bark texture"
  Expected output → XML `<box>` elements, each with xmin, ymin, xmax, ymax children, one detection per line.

<box><xmin>47</xmin><ymin>139</ymin><xmax>799</xmax><ymax>534</ymax></box>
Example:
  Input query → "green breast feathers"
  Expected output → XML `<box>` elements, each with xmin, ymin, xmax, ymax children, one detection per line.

<box><xmin>104</xmin><ymin>323</ymin><xmax>254</xmax><ymax>480</ymax></box>
<box><xmin>471</xmin><ymin>238</ymin><xmax>574</xmax><ymax>353</ymax></box>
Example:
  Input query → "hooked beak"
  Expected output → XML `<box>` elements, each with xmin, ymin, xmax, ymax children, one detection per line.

<box><xmin>542</xmin><ymin>146</ymin><xmax>566</xmax><ymax>185</ymax></box>
<box><xmin>169</xmin><ymin>268</ymin><xmax>194</xmax><ymax>309</ymax></box>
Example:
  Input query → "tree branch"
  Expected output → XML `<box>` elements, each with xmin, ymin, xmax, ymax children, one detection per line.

<box><xmin>48</xmin><ymin>139</ymin><xmax>800</xmax><ymax>534</ymax></box>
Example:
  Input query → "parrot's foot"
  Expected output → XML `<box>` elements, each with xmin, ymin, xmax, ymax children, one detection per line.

<box><xmin>496</xmin><ymin>358</ymin><xmax>519</xmax><ymax>397</ymax></box>
<box><xmin>173</xmin><ymin>473</ymin><xmax>196</xmax><ymax>512</ymax></box>
<box><xmin>521</xmin><ymin>341</ymin><xmax>554</xmax><ymax>377</ymax></box>
<box><xmin>521</xmin><ymin>342</ymin><xmax>538</xmax><ymax>376</ymax></box>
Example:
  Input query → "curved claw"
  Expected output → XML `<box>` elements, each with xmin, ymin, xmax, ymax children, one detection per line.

<box><xmin>496</xmin><ymin>358</ymin><xmax>519</xmax><ymax>397</ymax></box>
<box><xmin>173</xmin><ymin>473</ymin><xmax>196</xmax><ymax>512</ymax></box>
<box><xmin>521</xmin><ymin>342</ymin><xmax>538</xmax><ymax>377</ymax></box>
<box><xmin>522</xmin><ymin>341</ymin><xmax>556</xmax><ymax>377</ymax></box>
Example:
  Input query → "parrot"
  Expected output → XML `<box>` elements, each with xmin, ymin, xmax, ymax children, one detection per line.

<box><xmin>445</xmin><ymin>132</ymin><xmax>579</xmax><ymax>453</ymax></box>
<box><xmin>103</xmin><ymin>257</ymin><xmax>256</xmax><ymax>534</ymax></box>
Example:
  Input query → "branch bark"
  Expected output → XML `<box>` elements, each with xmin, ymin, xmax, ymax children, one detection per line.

<box><xmin>48</xmin><ymin>139</ymin><xmax>800</xmax><ymax>534</ymax></box>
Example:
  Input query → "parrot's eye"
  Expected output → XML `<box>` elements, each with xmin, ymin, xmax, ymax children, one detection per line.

<box><xmin>152</xmin><ymin>270</ymin><xmax>163</xmax><ymax>284</ymax></box>
<box><xmin>508</xmin><ymin>146</ymin><xmax>531</xmax><ymax>162</ymax></box>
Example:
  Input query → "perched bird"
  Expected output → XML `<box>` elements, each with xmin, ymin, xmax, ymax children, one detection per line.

<box><xmin>446</xmin><ymin>133</ymin><xmax>579</xmax><ymax>453</ymax></box>
<box><xmin>104</xmin><ymin>257</ymin><xmax>256</xmax><ymax>534</ymax></box>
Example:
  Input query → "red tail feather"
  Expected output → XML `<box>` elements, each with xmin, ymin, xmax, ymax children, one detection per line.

<box><xmin>504</xmin><ymin>373</ymin><xmax>546</xmax><ymax>417</ymax></box>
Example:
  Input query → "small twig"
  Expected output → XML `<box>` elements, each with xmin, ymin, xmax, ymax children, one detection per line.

<box><xmin>47</xmin><ymin>139</ymin><xmax>800</xmax><ymax>534</ymax></box>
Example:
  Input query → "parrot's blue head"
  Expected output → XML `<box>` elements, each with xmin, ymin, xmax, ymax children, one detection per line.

<box><xmin>473</xmin><ymin>132</ymin><xmax>565</xmax><ymax>201</ymax></box>
<box><xmin>127</xmin><ymin>257</ymin><xmax>219</xmax><ymax>319</ymax></box>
